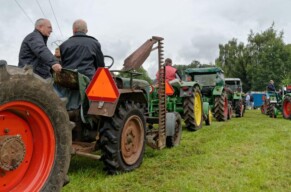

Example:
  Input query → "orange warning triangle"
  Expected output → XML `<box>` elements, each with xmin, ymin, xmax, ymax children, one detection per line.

<box><xmin>165</xmin><ymin>81</ymin><xmax>174</xmax><ymax>96</ymax></box>
<box><xmin>86</xmin><ymin>68</ymin><xmax>119</xmax><ymax>102</ymax></box>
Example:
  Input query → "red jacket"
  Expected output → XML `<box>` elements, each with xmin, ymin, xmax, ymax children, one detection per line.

<box><xmin>156</xmin><ymin>65</ymin><xmax>177</xmax><ymax>81</ymax></box>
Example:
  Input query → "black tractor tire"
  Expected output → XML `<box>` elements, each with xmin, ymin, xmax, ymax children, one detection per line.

<box><xmin>205</xmin><ymin>108</ymin><xmax>212</xmax><ymax>126</ymax></box>
<box><xmin>283</xmin><ymin>95</ymin><xmax>291</xmax><ymax>119</ymax></box>
<box><xmin>235</xmin><ymin>100</ymin><xmax>244</xmax><ymax>117</ymax></box>
<box><xmin>214</xmin><ymin>91</ymin><xmax>228</xmax><ymax>121</ymax></box>
<box><xmin>166</xmin><ymin>112</ymin><xmax>182</xmax><ymax>148</ymax></box>
<box><xmin>227</xmin><ymin>104</ymin><xmax>232</xmax><ymax>120</ymax></box>
<box><xmin>183</xmin><ymin>86</ymin><xmax>203</xmax><ymax>131</ymax></box>
<box><xmin>260</xmin><ymin>104</ymin><xmax>265</xmax><ymax>114</ymax></box>
<box><xmin>0</xmin><ymin>64</ymin><xmax>72</xmax><ymax>192</ymax></box>
<box><xmin>100</xmin><ymin>102</ymin><xmax>146</xmax><ymax>174</ymax></box>
<box><xmin>268</xmin><ymin>104</ymin><xmax>277</xmax><ymax>118</ymax></box>
<box><xmin>265</xmin><ymin>99</ymin><xmax>271</xmax><ymax>115</ymax></box>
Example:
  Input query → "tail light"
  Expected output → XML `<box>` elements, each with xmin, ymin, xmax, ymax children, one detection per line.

<box><xmin>182</xmin><ymin>87</ymin><xmax>189</xmax><ymax>91</ymax></box>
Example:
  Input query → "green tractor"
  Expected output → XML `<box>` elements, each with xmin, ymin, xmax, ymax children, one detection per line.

<box><xmin>0</xmin><ymin>36</ymin><xmax>181</xmax><ymax>191</ymax></box>
<box><xmin>149</xmin><ymin>78</ymin><xmax>211</xmax><ymax>131</ymax></box>
<box><xmin>282</xmin><ymin>85</ymin><xmax>291</xmax><ymax>119</ymax></box>
<box><xmin>266</xmin><ymin>90</ymin><xmax>283</xmax><ymax>118</ymax></box>
<box><xmin>267</xmin><ymin>85</ymin><xmax>291</xmax><ymax>119</ymax></box>
<box><xmin>58</xmin><ymin>36</ymin><xmax>182</xmax><ymax>173</ymax></box>
<box><xmin>225</xmin><ymin>78</ymin><xmax>245</xmax><ymax>117</ymax></box>
<box><xmin>184</xmin><ymin>67</ymin><xmax>231</xmax><ymax>121</ymax></box>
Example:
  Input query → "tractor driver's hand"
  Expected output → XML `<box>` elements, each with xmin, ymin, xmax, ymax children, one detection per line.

<box><xmin>52</xmin><ymin>63</ymin><xmax>62</xmax><ymax>73</ymax></box>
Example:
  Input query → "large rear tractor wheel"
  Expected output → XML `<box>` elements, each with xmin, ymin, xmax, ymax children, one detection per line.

<box><xmin>214</xmin><ymin>91</ymin><xmax>228</xmax><ymax>121</ymax></box>
<box><xmin>265</xmin><ymin>99</ymin><xmax>271</xmax><ymax>115</ymax></box>
<box><xmin>183</xmin><ymin>86</ymin><xmax>203</xmax><ymax>131</ymax></box>
<box><xmin>166</xmin><ymin>112</ymin><xmax>182</xmax><ymax>148</ymax></box>
<box><xmin>0</xmin><ymin>63</ymin><xmax>72</xmax><ymax>192</ymax></box>
<box><xmin>235</xmin><ymin>100</ymin><xmax>244</xmax><ymax>117</ymax></box>
<box><xmin>261</xmin><ymin>101</ymin><xmax>268</xmax><ymax>115</ymax></box>
<box><xmin>282</xmin><ymin>95</ymin><xmax>291</xmax><ymax>119</ymax></box>
<box><xmin>100</xmin><ymin>102</ymin><xmax>146</xmax><ymax>174</ymax></box>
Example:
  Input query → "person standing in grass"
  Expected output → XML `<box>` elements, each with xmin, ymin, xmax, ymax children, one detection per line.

<box><xmin>246</xmin><ymin>93</ymin><xmax>250</xmax><ymax>109</ymax></box>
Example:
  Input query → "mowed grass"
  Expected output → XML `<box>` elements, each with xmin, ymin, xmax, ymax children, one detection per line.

<box><xmin>62</xmin><ymin>110</ymin><xmax>291</xmax><ymax>192</ymax></box>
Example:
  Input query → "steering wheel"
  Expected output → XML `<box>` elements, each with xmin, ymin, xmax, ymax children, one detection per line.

<box><xmin>104</xmin><ymin>55</ymin><xmax>114</xmax><ymax>69</ymax></box>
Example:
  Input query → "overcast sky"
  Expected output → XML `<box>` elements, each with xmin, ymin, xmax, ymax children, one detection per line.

<box><xmin>0</xmin><ymin>0</ymin><xmax>291</xmax><ymax>78</ymax></box>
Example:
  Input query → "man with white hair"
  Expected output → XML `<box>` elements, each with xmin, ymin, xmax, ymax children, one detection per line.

<box><xmin>18</xmin><ymin>18</ymin><xmax>62</xmax><ymax>79</ymax></box>
<box><xmin>60</xmin><ymin>19</ymin><xmax>104</xmax><ymax>79</ymax></box>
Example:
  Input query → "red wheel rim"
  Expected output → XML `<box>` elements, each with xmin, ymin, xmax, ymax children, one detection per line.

<box><xmin>0</xmin><ymin>101</ymin><xmax>55</xmax><ymax>192</ymax></box>
<box><xmin>283</xmin><ymin>99</ymin><xmax>291</xmax><ymax>117</ymax></box>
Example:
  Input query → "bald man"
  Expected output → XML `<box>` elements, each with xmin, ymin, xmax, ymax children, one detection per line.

<box><xmin>60</xmin><ymin>19</ymin><xmax>104</xmax><ymax>79</ymax></box>
<box><xmin>18</xmin><ymin>18</ymin><xmax>62</xmax><ymax>79</ymax></box>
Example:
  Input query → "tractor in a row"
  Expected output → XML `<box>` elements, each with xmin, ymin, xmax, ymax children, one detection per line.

<box><xmin>266</xmin><ymin>85</ymin><xmax>291</xmax><ymax>119</ymax></box>
<box><xmin>184</xmin><ymin>67</ymin><xmax>232</xmax><ymax>121</ymax></box>
<box><xmin>148</xmin><ymin>77</ymin><xmax>212</xmax><ymax>132</ymax></box>
<box><xmin>225</xmin><ymin>78</ymin><xmax>245</xmax><ymax>117</ymax></box>
<box><xmin>0</xmin><ymin>36</ymin><xmax>182</xmax><ymax>191</ymax></box>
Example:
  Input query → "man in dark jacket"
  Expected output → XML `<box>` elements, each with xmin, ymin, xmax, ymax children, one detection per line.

<box><xmin>60</xmin><ymin>19</ymin><xmax>104</xmax><ymax>79</ymax></box>
<box><xmin>18</xmin><ymin>18</ymin><xmax>62</xmax><ymax>79</ymax></box>
<box><xmin>267</xmin><ymin>80</ymin><xmax>276</xmax><ymax>91</ymax></box>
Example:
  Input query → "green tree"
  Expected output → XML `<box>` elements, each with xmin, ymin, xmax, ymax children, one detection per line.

<box><xmin>216</xmin><ymin>24</ymin><xmax>291</xmax><ymax>91</ymax></box>
<box><xmin>216</xmin><ymin>39</ymin><xmax>250</xmax><ymax>91</ymax></box>
<box><xmin>282</xmin><ymin>44</ymin><xmax>291</xmax><ymax>85</ymax></box>
<box><xmin>247</xmin><ymin>25</ymin><xmax>289</xmax><ymax>90</ymax></box>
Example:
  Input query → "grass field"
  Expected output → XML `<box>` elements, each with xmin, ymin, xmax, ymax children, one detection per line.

<box><xmin>62</xmin><ymin>110</ymin><xmax>291</xmax><ymax>192</ymax></box>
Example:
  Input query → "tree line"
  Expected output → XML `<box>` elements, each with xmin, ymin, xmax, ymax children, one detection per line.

<box><xmin>118</xmin><ymin>24</ymin><xmax>291</xmax><ymax>92</ymax></box>
<box><xmin>215</xmin><ymin>24</ymin><xmax>291</xmax><ymax>92</ymax></box>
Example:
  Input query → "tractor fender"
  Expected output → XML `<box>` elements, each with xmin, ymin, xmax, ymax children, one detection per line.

<box><xmin>233</xmin><ymin>92</ymin><xmax>242</xmax><ymax>100</ymax></box>
<box><xmin>87</xmin><ymin>89</ymin><xmax>147</xmax><ymax>117</ymax></box>
<box><xmin>284</xmin><ymin>93</ymin><xmax>291</xmax><ymax>97</ymax></box>
<box><xmin>166</xmin><ymin>112</ymin><xmax>176</xmax><ymax>136</ymax></box>
<box><xmin>179</xmin><ymin>81</ymin><xmax>201</xmax><ymax>97</ymax></box>
<box><xmin>212</xmin><ymin>86</ymin><xmax>224</xmax><ymax>96</ymax></box>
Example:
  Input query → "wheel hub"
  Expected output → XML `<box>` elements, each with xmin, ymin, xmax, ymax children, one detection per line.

<box><xmin>0</xmin><ymin>136</ymin><xmax>26</xmax><ymax>171</ymax></box>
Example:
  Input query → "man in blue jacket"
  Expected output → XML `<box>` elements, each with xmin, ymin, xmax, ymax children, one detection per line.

<box><xmin>60</xmin><ymin>19</ymin><xmax>104</xmax><ymax>80</ymax></box>
<box><xmin>18</xmin><ymin>18</ymin><xmax>62</xmax><ymax>79</ymax></box>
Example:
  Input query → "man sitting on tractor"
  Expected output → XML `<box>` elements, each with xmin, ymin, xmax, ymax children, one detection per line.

<box><xmin>155</xmin><ymin>58</ymin><xmax>181</xmax><ymax>82</ymax></box>
<box><xmin>267</xmin><ymin>80</ymin><xmax>276</xmax><ymax>92</ymax></box>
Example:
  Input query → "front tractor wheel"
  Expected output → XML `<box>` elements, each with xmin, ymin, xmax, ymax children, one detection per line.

<box><xmin>166</xmin><ymin>112</ymin><xmax>182</xmax><ymax>148</ymax></box>
<box><xmin>183</xmin><ymin>86</ymin><xmax>203</xmax><ymax>131</ymax></box>
<box><xmin>0</xmin><ymin>64</ymin><xmax>72</xmax><ymax>192</ymax></box>
<box><xmin>268</xmin><ymin>104</ymin><xmax>277</xmax><ymax>118</ymax></box>
<box><xmin>214</xmin><ymin>91</ymin><xmax>228</xmax><ymax>121</ymax></box>
<box><xmin>100</xmin><ymin>102</ymin><xmax>146</xmax><ymax>174</ymax></box>
<box><xmin>205</xmin><ymin>107</ymin><xmax>212</xmax><ymax>126</ymax></box>
<box><xmin>283</xmin><ymin>95</ymin><xmax>291</xmax><ymax>119</ymax></box>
